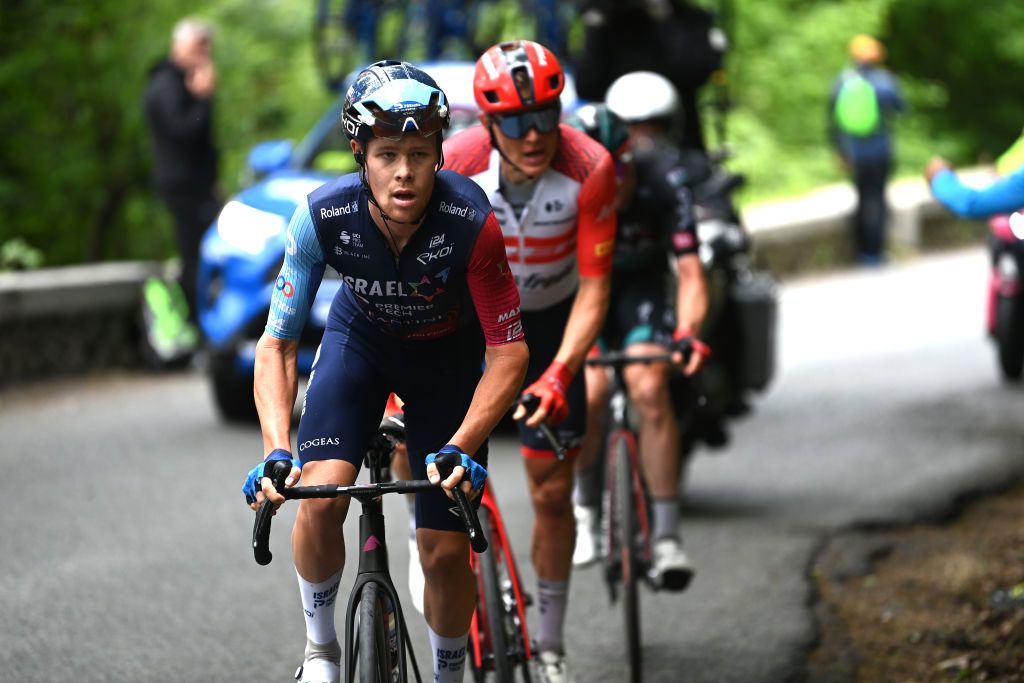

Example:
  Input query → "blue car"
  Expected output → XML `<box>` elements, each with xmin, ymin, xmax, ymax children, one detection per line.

<box><xmin>197</xmin><ymin>61</ymin><xmax>580</xmax><ymax>420</ymax></box>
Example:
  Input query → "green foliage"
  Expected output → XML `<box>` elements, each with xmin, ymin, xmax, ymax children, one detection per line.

<box><xmin>4</xmin><ymin>0</ymin><xmax>1024</xmax><ymax>264</ymax></box>
<box><xmin>886</xmin><ymin>0</ymin><xmax>1024</xmax><ymax>160</ymax></box>
<box><xmin>0</xmin><ymin>0</ymin><xmax>329</xmax><ymax>266</ymax></box>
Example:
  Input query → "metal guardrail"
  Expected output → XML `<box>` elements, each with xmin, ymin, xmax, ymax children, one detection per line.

<box><xmin>0</xmin><ymin>171</ymin><xmax>988</xmax><ymax>386</ymax></box>
<box><xmin>0</xmin><ymin>261</ymin><xmax>168</xmax><ymax>386</ymax></box>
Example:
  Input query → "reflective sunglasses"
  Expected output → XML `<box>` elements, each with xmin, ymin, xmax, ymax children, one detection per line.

<box><xmin>363</xmin><ymin>106</ymin><xmax>449</xmax><ymax>141</ymax></box>
<box><xmin>492</xmin><ymin>103</ymin><xmax>561</xmax><ymax>139</ymax></box>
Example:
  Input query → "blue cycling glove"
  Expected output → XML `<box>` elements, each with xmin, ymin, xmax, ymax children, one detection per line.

<box><xmin>243</xmin><ymin>449</ymin><xmax>301</xmax><ymax>505</ymax></box>
<box><xmin>425</xmin><ymin>444</ymin><xmax>488</xmax><ymax>491</ymax></box>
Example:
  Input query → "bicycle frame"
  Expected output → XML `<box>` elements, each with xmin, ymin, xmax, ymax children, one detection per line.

<box><xmin>600</xmin><ymin>376</ymin><xmax>654</xmax><ymax>598</ymax></box>
<box><xmin>251</xmin><ymin>444</ymin><xmax>486</xmax><ymax>682</ymax></box>
<box><xmin>469</xmin><ymin>484</ymin><xmax>534</xmax><ymax>677</ymax></box>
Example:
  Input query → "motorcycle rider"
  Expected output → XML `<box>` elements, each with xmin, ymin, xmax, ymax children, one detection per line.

<box><xmin>568</xmin><ymin>87</ymin><xmax>710</xmax><ymax>581</ymax></box>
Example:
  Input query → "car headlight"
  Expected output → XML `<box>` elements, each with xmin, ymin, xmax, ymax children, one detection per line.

<box><xmin>1010</xmin><ymin>212</ymin><xmax>1024</xmax><ymax>241</ymax></box>
<box><xmin>215</xmin><ymin>200</ymin><xmax>287</xmax><ymax>256</ymax></box>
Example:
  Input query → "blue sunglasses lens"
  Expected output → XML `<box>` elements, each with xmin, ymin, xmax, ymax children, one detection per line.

<box><xmin>495</xmin><ymin>105</ymin><xmax>561</xmax><ymax>139</ymax></box>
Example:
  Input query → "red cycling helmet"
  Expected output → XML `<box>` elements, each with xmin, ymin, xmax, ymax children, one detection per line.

<box><xmin>473</xmin><ymin>40</ymin><xmax>565</xmax><ymax>114</ymax></box>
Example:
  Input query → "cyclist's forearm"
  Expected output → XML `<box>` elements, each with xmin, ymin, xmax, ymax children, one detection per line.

<box><xmin>675</xmin><ymin>255</ymin><xmax>708</xmax><ymax>334</ymax></box>
<box><xmin>554</xmin><ymin>274</ymin><xmax>610</xmax><ymax>374</ymax></box>
<box><xmin>254</xmin><ymin>333</ymin><xmax>300</xmax><ymax>455</ymax></box>
<box><xmin>450</xmin><ymin>341</ymin><xmax>529</xmax><ymax>456</ymax></box>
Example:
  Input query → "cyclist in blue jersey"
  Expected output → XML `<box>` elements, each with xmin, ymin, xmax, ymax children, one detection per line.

<box><xmin>926</xmin><ymin>157</ymin><xmax>1024</xmax><ymax>218</ymax></box>
<box><xmin>242</xmin><ymin>60</ymin><xmax>528</xmax><ymax>683</ymax></box>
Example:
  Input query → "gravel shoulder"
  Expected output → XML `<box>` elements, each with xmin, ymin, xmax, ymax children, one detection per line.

<box><xmin>808</xmin><ymin>482</ymin><xmax>1024</xmax><ymax>682</ymax></box>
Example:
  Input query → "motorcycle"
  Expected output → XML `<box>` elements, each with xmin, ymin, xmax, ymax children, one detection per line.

<box><xmin>675</xmin><ymin>149</ymin><xmax>778</xmax><ymax>451</ymax></box>
<box><xmin>986</xmin><ymin>210</ymin><xmax>1024</xmax><ymax>381</ymax></box>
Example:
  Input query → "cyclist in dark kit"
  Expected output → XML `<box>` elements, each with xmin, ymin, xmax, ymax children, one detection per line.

<box><xmin>567</xmin><ymin>95</ymin><xmax>709</xmax><ymax>593</ymax></box>
<box><xmin>242</xmin><ymin>60</ymin><xmax>528</xmax><ymax>683</ymax></box>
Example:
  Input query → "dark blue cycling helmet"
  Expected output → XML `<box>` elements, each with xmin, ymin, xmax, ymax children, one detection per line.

<box><xmin>342</xmin><ymin>60</ymin><xmax>451</xmax><ymax>147</ymax></box>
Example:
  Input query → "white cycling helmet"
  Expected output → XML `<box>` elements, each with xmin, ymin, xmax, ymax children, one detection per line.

<box><xmin>605</xmin><ymin>71</ymin><xmax>680</xmax><ymax>123</ymax></box>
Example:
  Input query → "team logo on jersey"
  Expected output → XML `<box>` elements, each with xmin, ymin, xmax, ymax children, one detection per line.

<box><xmin>439</xmin><ymin>201</ymin><xmax>475</xmax><ymax>221</ymax></box>
<box><xmin>417</xmin><ymin>243</ymin><xmax>455</xmax><ymax>264</ymax></box>
<box><xmin>276</xmin><ymin>275</ymin><xmax>295</xmax><ymax>298</ymax></box>
<box><xmin>544</xmin><ymin>199</ymin><xmax>565</xmax><ymax>213</ymax></box>
<box><xmin>321</xmin><ymin>201</ymin><xmax>359</xmax><ymax>219</ymax></box>
<box><xmin>338</xmin><ymin>230</ymin><xmax>364</xmax><ymax>248</ymax></box>
<box><xmin>497</xmin><ymin>306</ymin><xmax>520</xmax><ymax>323</ymax></box>
<box><xmin>673</xmin><ymin>232</ymin><xmax>696</xmax><ymax>250</ymax></box>
<box><xmin>408</xmin><ymin>268</ymin><xmax>450</xmax><ymax>302</ymax></box>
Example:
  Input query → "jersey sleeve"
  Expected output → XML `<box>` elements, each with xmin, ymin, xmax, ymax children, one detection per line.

<box><xmin>467</xmin><ymin>213</ymin><xmax>524</xmax><ymax>347</ymax></box>
<box><xmin>931</xmin><ymin>167</ymin><xmax>1024</xmax><ymax>219</ymax></box>
<box><xmin>576</xmin><ymin>151</ymin><xmax>618</xmax><ymax>277</ymax></box>
<box><xmin>265</xmin><ymin>204</ymin><xmax>327</xmax><ymax>340</ymax></box>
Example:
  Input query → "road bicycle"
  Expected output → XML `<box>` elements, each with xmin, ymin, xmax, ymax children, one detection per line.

<box><xmin>380</xmin><ymin>410</ymin><xmax>536</xmax><ymax>683</ymax></box>
<box><xmin>252</xmin><ymin>422</ymin><xmax>487</xmax><ymax>682</ymax></box>
<box><xmin>469</xmin><ymin>482</ymin><xmax>535</xmax><ymax>682</ymax></box>
<box><xmin>535</xmin><ymin>349</ymin><xmax>690</xmax><ymax>683</ymax></box>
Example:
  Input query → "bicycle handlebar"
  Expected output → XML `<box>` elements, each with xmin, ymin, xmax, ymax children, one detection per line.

<box><xmin>252</xmin><ymin>452</ymin><xmax>487</xmax><ymax>566</ymax></box>
<box><xmin>516</xmin><ymin>394</ymin><xmax>568</xmax><ymax>460</ymax></box>
<box><xmin>585</xmin><ymin>340</ymin><xmax>697</xmax><ymax>368</ymax></box>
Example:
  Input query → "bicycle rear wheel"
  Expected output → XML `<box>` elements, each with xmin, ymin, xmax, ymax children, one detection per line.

<box><xmin>613</xmin><ymin>434</ymin><xmax>642</xmax><ymax>683</ymax></box>
<box><xmin>477</xmin><ymin>507</ymin><xmax>514</xmax><ymax>681</ymax></box>
<box><xmin>358</xmin><ymin>581</ymin><xmax>399</xmax><ymax>683</ymax></box>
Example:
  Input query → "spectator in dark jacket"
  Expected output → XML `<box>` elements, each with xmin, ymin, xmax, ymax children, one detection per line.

<box><xmin>143</xmin><ymin>17</ymin><xmax>220</xmax><ymax>324</ymax></box>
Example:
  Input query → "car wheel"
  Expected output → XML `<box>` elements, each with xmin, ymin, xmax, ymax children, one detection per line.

<box><xmin>210</xmin><ymin>351</ymin><xmax>258</xmax><ymax>422</ymax></box>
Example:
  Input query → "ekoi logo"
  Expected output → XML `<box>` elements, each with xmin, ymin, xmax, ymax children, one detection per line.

<box><xmin>276</xmin><ymin>275</ymin><xmax>295</xmax><ymax>298</ymax></box>
<box><xmin>363</xmin><ymin>535</ymin><xmax>381</xmax><ymax>552</ymax></box>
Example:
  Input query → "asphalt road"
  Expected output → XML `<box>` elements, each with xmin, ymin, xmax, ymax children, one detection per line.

<box><xmin>2</xmin><ymin>247</ymin><xmax>1023</xmax><ymax>683</ymax></box>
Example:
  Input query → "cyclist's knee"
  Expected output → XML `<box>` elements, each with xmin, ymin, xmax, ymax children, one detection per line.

<box><xmin>530</xmin><ymin>477</ymin><xmax>573</xmax><ymax>518</ymax></box>
<box><xmin>627</xmin><ymin>371</ymin><xmax>672</xmax><ymax>423</ymax></box>
<box><xmin>417</xmin><ymin>530</ymin><xmax>469</xmax><ymax>579</ymax></box>
<box><xmin>296</xmin><ymin>496</ymin><xmax>349</xmax><ymax>528</ymax></box>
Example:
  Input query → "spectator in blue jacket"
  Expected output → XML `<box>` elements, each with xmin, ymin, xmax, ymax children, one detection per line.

<box><xmin>828</xmin><ymin>34</ymin><xmax>905</xmax><ymax>265</ymax></box>
<box><xmin>926</xmin><ymin>158</ymin><xmax>1024</xmax><ymax>219</ymax></box>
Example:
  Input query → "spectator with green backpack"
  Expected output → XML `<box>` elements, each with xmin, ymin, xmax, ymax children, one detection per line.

<box><xmin>828</xmin><ymin>34</ymin><xmax>905</xmax><ymax>265</ymax></box>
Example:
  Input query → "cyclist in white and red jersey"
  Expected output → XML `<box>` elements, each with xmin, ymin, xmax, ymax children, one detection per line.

<box><xmin>444</xmin><ymin>40</ymin><xmax>618</xmax><ymax>683</ymax></box>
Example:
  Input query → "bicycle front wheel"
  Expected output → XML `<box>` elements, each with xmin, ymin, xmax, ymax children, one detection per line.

<box><xmin>358</xmin><ymin>581</ymin><xmax>400</xmax><ymax>683</ymax></box>
<box><xmin>477</xmin><ymin>507</ymin><xmax>514</xmax><ymax>681</ymax></box>
<box><xmin>613</xmin><ymin>434</ymin><xmax>642</xmax><ymax>683</ymax></box>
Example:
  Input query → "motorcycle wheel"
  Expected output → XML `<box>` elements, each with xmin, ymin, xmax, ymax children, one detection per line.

<box><xmin>209</xmin><ymin>351</ymin><xmax>258</xmax><ymax>421</ymax></box>
<box><xmin>995</xmin><ymin>293</ymin><xmax>1024</xmax><ymax>381</ymax></box>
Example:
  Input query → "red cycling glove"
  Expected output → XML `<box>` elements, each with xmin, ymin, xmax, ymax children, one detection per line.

<box><xmin>673</xmin><ymin>328</ymin><xmax>712</xmax><ymax>362</ymax></box>
<box><xmin>521</xmin><ymin>360</ymin><xmax>574</xmax><ymax>425</ymax></box>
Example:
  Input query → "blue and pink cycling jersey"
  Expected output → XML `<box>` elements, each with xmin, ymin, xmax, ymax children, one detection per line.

<box><xmin>266</xmin><ymin>170</ymin><xmax>523</xmax><ymax>532</ymax></box>
<box><xmin>266</xmin><ymin>170</ymin><xmax>522</xmax><ymax>346</ymax></box>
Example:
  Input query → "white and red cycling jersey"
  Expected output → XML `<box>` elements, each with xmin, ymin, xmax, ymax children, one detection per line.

<box><xmin>443</xmin><ymin>123</ymin><xmax>618</xmax><ymax>311</ymax></box>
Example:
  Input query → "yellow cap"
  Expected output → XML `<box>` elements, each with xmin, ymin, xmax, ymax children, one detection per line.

<box><xmin>849</xmin><ymin>34</ymin><xmax>884</xmax><ymax>64</ymax></box>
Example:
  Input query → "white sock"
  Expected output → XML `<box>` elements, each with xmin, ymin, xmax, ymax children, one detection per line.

<box><xmin>427</xmin><ymin>625</ymin><xmax>468</xmax><ymax>683</ymax></box>
<box><xmin>536</xmin><ymin>578</ymin><xmax>569</xmax><ymax>654</ymax></box>
<box><xmin>296</xmin><ymin>568</ymin><xmax>342</xmax><ymax>645</ymax></box>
